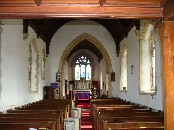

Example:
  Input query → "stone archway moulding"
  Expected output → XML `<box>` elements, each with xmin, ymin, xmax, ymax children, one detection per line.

<box><xmin>58</xmin><ymin>33</ymin><xmax>113</xmax><ymax>98</ymax></box>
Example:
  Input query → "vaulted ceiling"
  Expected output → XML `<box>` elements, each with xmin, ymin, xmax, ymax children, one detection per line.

<box><xmin>3</xmin><ymin>0</ymin><xmax>172</xmax><ymax>59</ymax></box>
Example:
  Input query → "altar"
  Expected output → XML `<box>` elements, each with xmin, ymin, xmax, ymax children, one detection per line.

<box><xmin>69</xmin><ymin>79</ymin><xmax>99</xmax><ymax>100</ymax></box>
<box><xmin>74</xmin><ymin>90</ymin><xmax>91</xmax><ymax>100</ymax></box>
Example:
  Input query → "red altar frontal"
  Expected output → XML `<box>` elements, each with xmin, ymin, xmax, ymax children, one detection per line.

<box><xmin>73</xmin><ymin>90</ymin><xmax>91</xmax><ymax>100</ymax></box>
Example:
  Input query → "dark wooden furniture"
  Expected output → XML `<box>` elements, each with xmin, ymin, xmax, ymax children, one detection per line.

<box><xmin>90</xmin><ymin>98</ymin><xmax>164</xmax><ymax>130</ymax></box>
<box><xmin>0</xmin><ymin>99</ymin><xmax>72</xmax><ymax>130</ymax></box>
<box><xmin>43</xmin><ymin>86</ymin><xmax>55</xmax><ymax>99</ymax></box>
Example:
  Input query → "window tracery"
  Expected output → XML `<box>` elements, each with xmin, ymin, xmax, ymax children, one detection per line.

<box><xmin>75</xmin><ymin>55</ymin><xmax>91</xmax><ymax>81</ymax></box>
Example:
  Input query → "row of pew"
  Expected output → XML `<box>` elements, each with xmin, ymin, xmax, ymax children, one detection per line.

<box><xmin>0</xmin><ymin>99</ymin><xmax>72</xmax><ymax>130</ymax></box>
<box><xmin>90</xmin><ymin>98</ymin><xmax>164</xmax><ymax>130</ymax></box>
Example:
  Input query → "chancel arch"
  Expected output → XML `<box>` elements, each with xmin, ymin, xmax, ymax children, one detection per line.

<box><xmin>58</xmin><ymin>33</ymin><xmax>112</xmax><ymax>98</ymax></box>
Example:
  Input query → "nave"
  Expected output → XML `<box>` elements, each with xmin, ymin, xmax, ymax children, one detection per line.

<box><xmin>0</xmin><ymin>98</ymin><xmax>164</xmax><ymax>130</ymax></box>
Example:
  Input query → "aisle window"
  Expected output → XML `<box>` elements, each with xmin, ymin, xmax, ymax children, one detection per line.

<box><xmin>140</xmin><ymin>21</ymin><xmax>156</xmax><ymax>93</ymax></box>
<box><xmin>120</xmin><ymin>45</ymin><xmax>127</xmax><ymax>91</ymax></box>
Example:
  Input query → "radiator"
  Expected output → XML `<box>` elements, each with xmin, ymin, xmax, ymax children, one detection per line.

<box><xmin>64</xmin><ymin>117</ymin><xmax>80</xmax><ymax>130</ymax></box>
<box><xmin>71</xmin><ymin>107</ymin><xmax>82</xmax><ymax>119</ymax></box>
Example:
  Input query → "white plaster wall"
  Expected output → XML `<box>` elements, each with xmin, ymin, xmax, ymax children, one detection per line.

<box><xmin>119</xmin><ymin>25</ymin><xmax>163</xmax><ymax>110</ymax></box>
<box><xmin>0</xmin><ymin>19</ymin><xmax>46</xmax><ymax>112</ymax></box>
<box><xmin>25</xmin><ymin>27</ymin><xmax>46</xmax><ymax>102</ymax></box>
<box><xmin>46</xmin><ymin>20</ymin><xmax>118</xmax><ymax>95</ymax></box>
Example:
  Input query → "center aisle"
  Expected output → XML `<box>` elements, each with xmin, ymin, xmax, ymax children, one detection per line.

<box><xmin>77</xmin><ymin>100</ymin><xmax>94</xmax><ymax>130</ymax></box>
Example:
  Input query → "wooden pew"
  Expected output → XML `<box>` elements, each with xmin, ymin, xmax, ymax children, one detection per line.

<box><xmin>0</xmin><ymin>122</ymin><xmax>56</xmax><ymax>130</ymax></box>
<box><xmin>91</xmin><ymin>102</ymin><xmax>134</xmax><ymax>120</ymax></box>
<box><xmin>0</xmin><ymin>113</ymin><xmax>60</xmax><ymax>130</ymax></box>
<box><xmin>94</xmin><ymin>109</ymin><xmax>154</xmax><ymax>129</ymax></box>
<box><xmin>109</xmin><ymin>128</ymin><xmax>163</xmax><ymax>130</ymax></box>
<box><xmin>19</xmin><ymin>104</ymin><xmax>67</xmax><ymax>119</ymax></box>
<box><xmin>90</xmin><ymin>98</ymin><xmax>135</xmax><ymax>118</ymax></box>
<box><xmin>96</xmin><ymin>110</ymin><xmax>163</xmax><ymax>130</ymax></box>
<box><xmin>100</xmin><ymin>116</ymin><xmax>164</xmax><ymax>130</ymax></box>
<box><xmin>20</xmin><ymin>99</ymin><xmax>71</xmax><ymax>118</ymax></box>
<box><xmin>36</xmin><ymin>99</ymin><xmax>72</xmax><ymax>117</ymax></box>
<box><xmin>93</xmin><ymin>105</ymin><xmax>151</xmax><ymax>120</ymax></box>
<box><xmin>5</xmin><ymin>110</ymin><xmax>62</xmax><ymax>130</ymax></box>
<box><xmin>101</xmin><ymin>116</ymin><xmax>164</xmax><ymax>122</ymax></box>
<box><xmin>91</xmin><ymin>99</ymin><xmax>163</xmax><ymax>130</ymax></box>
<box><xmin>0</xmin><ymin>99</ymin><xmax>71</xmax><ymax>130</ymax></box>
<box><xmin>103</xmin><ymin>122</ymin><xmax>164</xmax><ymax>130</ymax></box>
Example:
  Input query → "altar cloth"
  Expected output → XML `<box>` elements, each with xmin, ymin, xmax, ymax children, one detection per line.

<box><xmin>75</xmin><ymin>91</ymin><xmax>90</xmax><ymax>100</ymax></box>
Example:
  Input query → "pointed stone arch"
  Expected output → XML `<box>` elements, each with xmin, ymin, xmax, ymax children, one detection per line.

<box><xmin>58</xmin><ymin>33</ymin><xmax>113</xmax><ymax>98</ymax></box>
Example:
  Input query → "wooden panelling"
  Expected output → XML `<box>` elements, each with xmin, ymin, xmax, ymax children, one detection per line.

<box><xmin>0</xmin><ymin>6</ymin><xmax>162</xmax><ymax>19</ymax></box>
<box><xmin>105</xmin><ymin>0</ymin><xmax>161</xmax><ymax>7</ymax></box>
<box><xmin>163</xmin><ymin>0</ymin><xmax>174</xmax><ymax>21</ymax></box>
<box><xmin>159</xmin><ymin>21</ymin><xmax>174</xmax><ymax>130</ymax></box>
<box><xmin>0</xmin><ymin>0</ymin><xmax>162</xmax><ymax>19</ymax></box>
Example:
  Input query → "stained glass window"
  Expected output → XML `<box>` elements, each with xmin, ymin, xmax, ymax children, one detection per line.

<box><xmin>86</xmin><ymin>64</ymin><xmax>91</xmax><ymax>80</ymax></box>
<box><xmin>75</xmin><ymin>56</ymin><xmax>91</xmax><ymax>80</ymax></box>
<box><xmin>75</xmin><ymin>64</ymin><xmax>80</xmax><ymax>80</ymax></box>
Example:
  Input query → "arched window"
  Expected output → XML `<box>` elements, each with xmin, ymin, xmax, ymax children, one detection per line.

<box><xmin>41</xmin><ymin>48</ymin><xmax>46</xmax><ymax>80</ymax></box>
<box><xmin>75</xmin><ymin>56</ymin><xmax>91</xmax><ymax>80</ymax></box>
<box><xmin>28</xmin><ymin>38</ymin><xmax>39</xmax><ymax>93</ymax></box>
<box><xmin>120</xmin><ymin>45</ymin><xmax>127</xmax><ymax>91</ymax></box>
<box><xmin>140</xmin><ymin>21</ymin><xmax>156</xmax><ymax>94</ymax></box>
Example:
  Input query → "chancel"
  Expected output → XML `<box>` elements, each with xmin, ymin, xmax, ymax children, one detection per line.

<box><xmin>0</xmin><ymin>0</ymin><xmax>174</xmax><ymax>130</ymax></box>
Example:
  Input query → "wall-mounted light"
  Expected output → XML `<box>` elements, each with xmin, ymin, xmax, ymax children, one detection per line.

<box><xmin>131</xmin><ymin>65</ymin><xmax>133</xmax><ymax>74</ymax></box>
<box><xmin>56</xmin><ymin>72</ymin><xmax>60</xmax><ymax>82</ymax></box>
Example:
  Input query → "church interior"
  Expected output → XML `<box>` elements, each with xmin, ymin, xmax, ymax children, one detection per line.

<box><xmin>0</xmin><ymin>0</ymin><xmax>174</xmax><ymax>129</ymax></box>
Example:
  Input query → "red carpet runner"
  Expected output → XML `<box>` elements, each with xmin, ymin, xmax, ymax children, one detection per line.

<box><xmin>77</xmin><ymin>100</ymin><xmax>94</xmax><ymax>130</ymax></box>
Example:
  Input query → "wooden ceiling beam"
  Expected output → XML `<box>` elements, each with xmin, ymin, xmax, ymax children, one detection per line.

<box><xmin>0</xmin><ymin>0</ymin><xmax>160</xmax><ymax>5</ymax></box>
<box><xmin>23</xmin><ymin>19</ymin><xmax>29</xmax><ymax>39</ymax></box>
<box><xmin>0</xmin><ymin>0</ymin><xmax>162</xmax><ymax>19</ymax></box>
<box><xmin>104</xmin><ymin>0</ymin><xmax>161</xmax><ymax>7</ymax></box>
<box><xmin>163</xmin><ymin>0</ymin><xmax>174</xmax><ymax>21</ymax></box>
<box><xmin>118</xmin><ymin>20</ymin><xmax>136</xmax><ymax>42</ymax></box>
<box><xmin>99</xmin><ymin>0</ymin><xmax>106</xmax><ymax>6</ymax></box>
<box><xmin>0</xmin><ymin>5</ymin><xmax>162</xmax><ymax>19</ymax></box>
<box><xmin>34</xmin><ymin>0</ymin><xmax>42</xmax><ymax>6</ymax></box>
